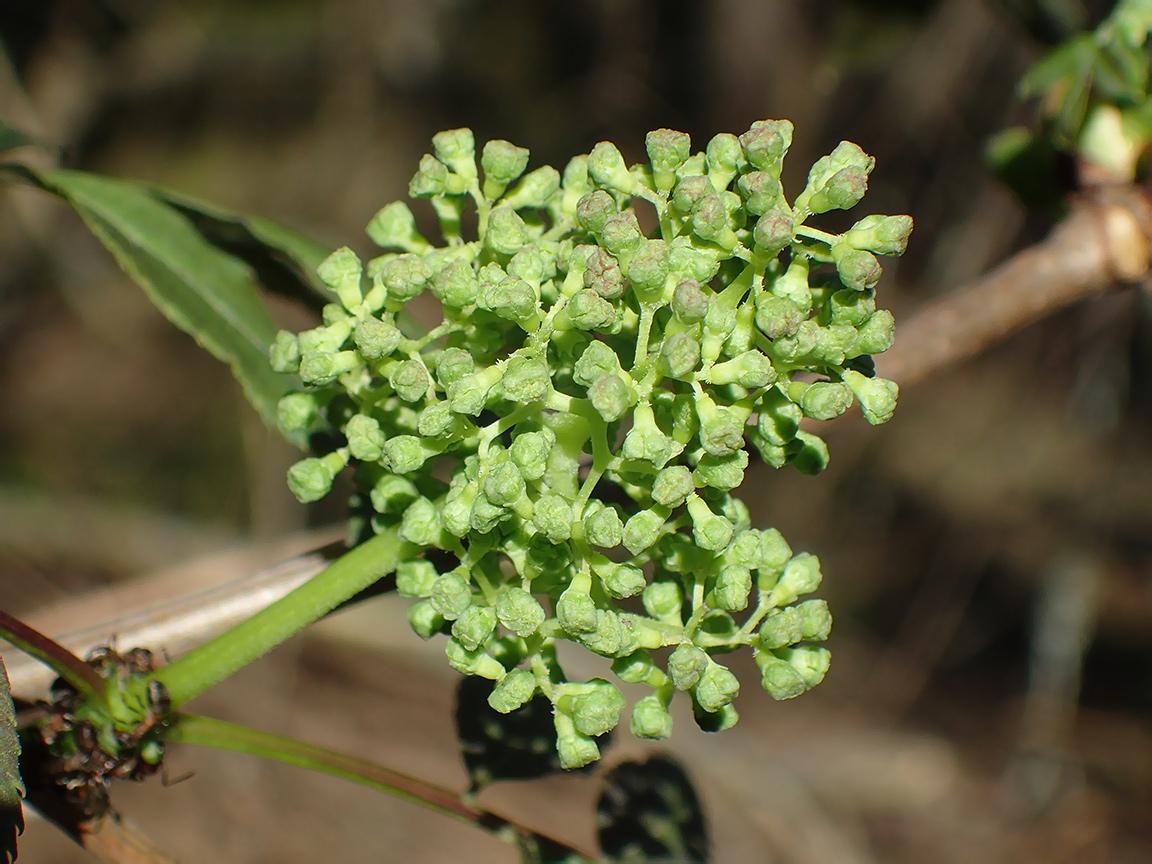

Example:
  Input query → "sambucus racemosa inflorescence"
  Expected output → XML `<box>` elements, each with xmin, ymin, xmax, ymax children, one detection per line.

<box><xmin>269</xmin><ymin>123</ymin><xmax>910</xmax><ymax>768</ymax></box>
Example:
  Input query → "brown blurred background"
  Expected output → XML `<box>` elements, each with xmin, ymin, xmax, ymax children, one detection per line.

<box><xmin>2</xmin><ymin>0</ymin><xmax>1152</xmax><ymax>861</ymax></box>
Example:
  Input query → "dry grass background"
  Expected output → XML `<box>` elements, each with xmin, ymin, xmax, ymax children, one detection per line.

<box><xmin>2</xmin><ymin>0</ymin><xmax>1152</xmax><ymax>861</ymax></box>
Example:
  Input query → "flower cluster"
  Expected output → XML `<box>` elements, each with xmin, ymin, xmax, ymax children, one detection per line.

<box><xmin>270</xmin><ymin>124</ymin><xmax>909</xmax><ymax>768</ymax></box>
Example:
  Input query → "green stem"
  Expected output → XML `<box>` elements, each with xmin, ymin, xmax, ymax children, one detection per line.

<box><xmin>149</xmin><ymin>527</ymin><xmax>417</xmax><ymax>707</ymax></box>
<box><xmin>170</xmin><ymin>713</ymin><xmax>597</xmax><ymax>862</ymax></box>
<box><xmin>0</xmin><ymin>609</ymin><xmax>106</xmax><ymax>704</ymax></box>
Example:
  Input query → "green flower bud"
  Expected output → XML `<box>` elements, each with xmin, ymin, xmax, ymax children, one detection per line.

<box><xmin>441</xmin><ymin>482</ymin><xmax>476</xmax><ymax>537</ymax></box>
<box><xmin>407</xmin><ymin>599</ymin><xmax>447</xmax><ymax>639</ymax></box>
<box><xmin>789</xmin><ymin>380</ymin><xmax>852</xmax><ymax>421</ymax></box>
<box><xmin>569</xmin><ymin>680</ymin><xmax>625</xmax><ymax>737</ymax></box>
<box><xmin>390</xmin><ymin>359</ymin><xmax>430</xmax><ymax>402</ymax></box>
<box><xmin>588</xmin><ymin>373</ymin><xmax>635</xmax><ymax>423</ymax></box>
<box><xmin>369</xmin><ymin>473</ymin><xmax>418</xmax><ymax>514</ymax></box>
<box><xmin>484</xmin><ymin>460</ymin><xmax>526</xmax><ymax>508</ymax></box>
<box><xmin>469</xmin><ymin>488</ymin><xmax>507</xmax><ymax>534</ymax></box>
<box><xmin>797</xmin><ymin>599</ymin><xmax>832</xmax><ymax>641</ymax></box>
<box><xmin>383</xmin><ymin>435</ymin><xmax>433</xmax><ymax>474</ymax></box>
<box><xmin>286</xmin><ymin>449</ymin><xmax>348</xmax><ymax>503</ymax></box>
<box><xmin>366</xmin><ymin>201</ymin><xmax>429</xmax><ymax>253</ymax></box>
<box><xmin>629</xmin><ymin>695</ymin><xmax>673</xmax><ymax>740</ymax></box>
<box><xmin>622</xmin><ymin>510</ymin><xmax>664</xmax><ymax>556</ymax></box>
<box><xmin>484</xmin><ymin>275</ymin><xmax>538</xmax><ymax>325</ymax></box>
<box><xmin>502</xmin><ymin>165</ymin><xmax>560</xmax><ymax>210</ymax></box>
<box><xmin>767</xmin><ymin>552</ymin><xmax>822</xmax><ymax>607</ymax></box>
<box><xmin>401</xmin><ymin>496</ymin><xmax>442</xmax><ymax>546</ymax></box>
<box><xmin>841</xmin><ymin>368</ymin><xmax>898</xmax><ymax>425</ymax></box>
<box><xmin>396</xmin><ymin>559</ymin><xmax>438</xmax><ymax>598</ymax></box>
<box><xmin>299</xmin><ymin>350</ymin><xmax>359</xmax><ymax>386</ymax></box>
<box><xmin>584</xmin><ymin>502</ymin><xmax>623</xmax><ymax>548</ymax></box>
<box><xmin>756</xmin><ymin>387</ymin><xmax>802</xmax><ymax>445</ymax></box>
<box><xmin>627</xmin><ymin>239</ymin><xmax>670</xmax><ymax>297</ymax></box>
<box><xmin>587</xmin><ymin>141</ymin><xmax>636</xmax><ymax>194</ymax></box>
<box><xmin>705</xmin><ymin>132</ymin><xmax>743</xmax><ymax>187</ymax></box>
<box><xmin>452</xmin><ymin>605</ymin><xmax>497</xmax><ymax>652</ymax></box>
<box><xmin>352</xmin><ymin>318</ymin><xmax>401</xmax><ymax>360</ymax></box>
<box><xmin>594</xmin><ymin>561</ymin><xmax>645</xmax><ymax>599</ymax></box>
<box><xmin>484</xmin><ymin>206</ymin><xmax>529</xmax><ymax>257</ymax></box>
<box><xmin>752</xmin><ymin>209</ymin><xmax>796</xmax><ymax>257</ymax></box>
<box><xmin>757</xmin><ymin>527</ymin><xmax>792</xmax><ymax>579</ymax></box>
<box><xmin>498</xmin><ymin>355</ymin><xmax>548</xmax><ymax>403</ymax></box>
<box><xmin>431</xmin><ymin>570</ymin><xmax>472</xmax><ymax>620</ymax></box>
<box><xmin>758</xmin><ymin>606</ymin><xmax>803</xmax><ymax>649</ymax></box>
<box><xmin>668</xmin><ymin>643</ymin><xmax>710</xmax><ymax>690</ymax></box>
<box><xmin>557</xmin><ymin>584</ymin><xmax>598</xmax><ymax>635</ymax></box>
<box><xmin>643</xmin><ymin>579</ymin><xmax>683</xmax><ymax>622</ymax></box>
<box><xmin>754</xmin><ymin>294</ymin><xmax>805</xmax><ymax>339</ymax></box>
<box><xmin>277</xmin><ymin>392</ymin><xmax>319</xmax><ymax>436</ymax></box>
<box><xmin>691</xmin><ymin>195</ymin><xmax>735</xmax><ymax>247</ymax></box>
<box><xmin>345</xmin><ymin>413</ymin><xmax>386</xmax><ymax>461</ymax></box>
<box><xmin>646</xmin><ymin>129</ymin><xmax>691</xmax><ymax>191</ymax></box>
<box><xmin>297</xmin><ymin>322</ymin><xmax>350</xmax><ymax>357</ymax></box>
<box><xmin>578</xmin><ymin>608</ymin><xmax>625</xmax><ymax>656</ymax></box>
<box><xmin>697</xmin><ymin>404</ymin><xmax>744</xmax><ymax>457</ymax></box>
<box><xmin>707</xmin><ymin>565</ymin><xmax>751</xmax><ymax>612</ymax></box>
<box><xmin>495</xmin><ymin>587</ymin><xmax>546</xmax><ymax>637</ymax></box>
<box><xmin>554</xmin><ymin>713</ymin><xmax>601</xmax><ymax>770</ymax></box>
<box><xmin>600</xmin><ymin>212</ymin><xmax>643</xmax><ymax>259</ymax></box>
<box><xmin>789</xmin><ymin>429</ymin><xmax>830</xmax><ymax>475</ymax></box>
<box><xmin>448</xmin><ymin>366</ymin><xmax>500</xmax><ymax>415</ymax></box>
<box><xmin>693</xmin><ymin>451</ymin><xmax>748</xmax><ymax>491</ymax></box>
<box><xmin>612</xmin><ymin>650</ymin><xmax>659</xmax><ymax>685</ymax></box>
<box><xmin>808</xmin><ymin>167</ymin><xmax>868</xmax><ymax>214</ymax></box>
<box><xmin>582</xmin><ymin>247</ymin><xmax>626</xmax><ymax>299</ymax></box>
<box><xmin>481</xmin><ymin>139</ymin><xmax>529</xmax><ymax>198</ymax></box>
<box><xmin>832</xmin><ymin>243</ymin><xmax>881</xmax><ymax>292</ymax></box>
<box><xmin>509</xmin><ymin>431</ymin><xmax>550</xmax><ymax>480</ymax></box>
<box><xmin>687</xmin><ymin>496</ymin><xmax>734</xmax><ymax>551</ymax></box>
<box><xmin>434</xmin><ymin>347</ymin><xmax>475</xmax><ymax>387</ymax></box>
<box><xmin>755</xmin><ymin>651</ymin><xmax>807</xmax><ymax>700</ymax></box>
<box><xmin>671</xmin><ymin>175</ymin><xmax>710</xmax><ymax>214</ymax></box>
<box><xmin>432</xmin><ymin>128</ymin><xmax>478</xmax><ymax>181</ymax></box>
<box><xmin>431</xmin><ymin>259</ymin><xmax>480</xmax><ymax>308</ymax></box>
<box><xmin>488</xmin><ymin>668</ymin><xmax>536</xmax><ymax>713</ymax></box>
<box><xmin>828</xmin><ymin>288</ymin><xmax>875</xmax><ymax>326</ymax></box>
<box><xmin>378</xmin><ymin>253</ymin><xmax>430</xmax><ymax>302</ymax></box>
<box><xmin>416</xmin><ymin>402</ymin><xmax>457</xmax><ymax>438</ymax></box>
<box><xmin>695</xmin><ymin>662</ymin><xmax>740</xmax><ymax>712</ymax></box>
<box><xmin>780</xmin><ymin>645</ymin><xmax>831</xmax><ymax>689</ymax></box>
<box><xmin>661</xmin><ymin>331</ymin><xmax>701</xmax><ymax>379</ymax></box>
<box><xmin>573</xmin><ymin>340</ymin><xmax>620</xmax><ymax>386</ymax></box>
<box><xmin>844</xmin><ymin>214</ymin><xmax>913</xmax><ymax>256</ymax></box>
<box><xmin>409</xmin><ymin>153</ymin><xmax>450</xmax><ymax>198</ymax></box>
<box><xmin>565</xmin><ymin>289</ymin><xmax>616</xmax><ymax>331</ymax></box>
<box><xmin>672</xmin><ymin>279</ymin><xmax>709</xmax><ymax>323</ymax></box>
<box><xmin>652</xmin><ymin>465</ymin><xmax>694</xmax><ymax>507</ymax></box>
<box><xmin>270</xmin><ymin>330</ymin><xmax>301</xmax><ymax>373</ymax></box>
<box><xmin>575</xmin><ymin>190</ymin><xmax>617</xmax><ymax>234</ymax></box>
<box><xmin>509</xmin><ymin>246</ymin><xmax>549</xmax><ymax>285</ymax></box>
<box><xmin>802</xmin><ymin>141</ymin><xmax>874</xmax><ymax>201</ymax></box>
<box><xmin>742</xmin><ymin>120</ymin><xmax>793</xmax><ymax>170</ymax></box>
<box><xmin>317</xmin><ymin>246</ymin><xmax>364</xmax><ymax>310</ymax></box>
<box><xmin>853</xmin><ymin>309</ymin><xmax>895</xmax><ymax>355</ymax></box>
<box><xmin>736</xmin><ymin>172</ymin><xmax>785</xmax><ymax>216</ymax></box>
<box><xmin>621</xmin><ymin>404</ymin><xmax>681</xmax><ymax>469</ymax></box>
<box><xmin>530</xmin><ymin>494</ymin><xmax>571</xmax><ymax>544</ymax></box>
<box><xmin>708</xmin><ymin>350</ymin><xmax>776</xmax><ymax>389</ymax></box>
<box><xmin>445</xmin><ymin>638</ymin><xmax>505</xmax><ymax>680</ymax></box>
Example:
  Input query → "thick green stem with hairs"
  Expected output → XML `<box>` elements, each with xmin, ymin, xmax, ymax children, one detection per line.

<box><xmin>149</xmin><ymin>526</ymin><xmax>417</xmax><ymax>707</ymax></box>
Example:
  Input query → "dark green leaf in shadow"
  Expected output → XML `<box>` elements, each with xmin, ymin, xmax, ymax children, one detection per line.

<box><xmin>148</xmin><ymin>186</ymin><xmax>334</xmax><ymax>313</ymax></box>
<box><xmin>454</xmin><ymin>676</ymin><xmax>609</xmax><ymax>792</ymax></box>
<box><xmin>517</xmin><ymin>833</ymin><xmax>589</xmax><ymax>864</ymax></box>
<box><xmin>596</xmin><ymin>757</ymin><xmax>708</xmax><ymax>864</ymax></box>
<box><xmin>0</xmin><ymin>164</ymin><xmax>300</xmax><ymax>442</ymax></box>
<box><xmin>0</xmin><ymin>659</ymin><xmax>23</xmax><ymax>864</ymax></box>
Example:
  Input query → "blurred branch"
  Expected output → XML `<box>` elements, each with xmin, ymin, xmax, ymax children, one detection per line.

<box><xmin>877</xmin><ymin>188</ymin><xmax>1152</xmax><ymax>386</ymax></box>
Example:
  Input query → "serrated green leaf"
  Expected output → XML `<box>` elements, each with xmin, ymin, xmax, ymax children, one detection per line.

<box><xmin>0</xmin><ymin>659</ymin><xmax>23</xmax><ymax>864</ymax></box>
<box><xmin>149</xmin><ymin>186</ymin><xmax>333</xmax><ymax>309</ymax></box>
<box><xmin>0</xmin><ymin>164</ymin><xmax>301</xmax><ymax>443</ymax></box>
